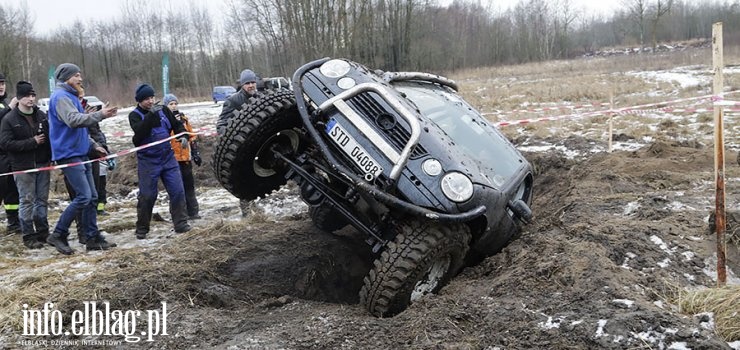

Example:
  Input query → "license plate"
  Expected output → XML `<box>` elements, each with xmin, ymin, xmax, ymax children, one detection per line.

<box><xmin>326</xmin><ymin>119</ymin><xmax>384</xmax><ymax>178</ymax></box>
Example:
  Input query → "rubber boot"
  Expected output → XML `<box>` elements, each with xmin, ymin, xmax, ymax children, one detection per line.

<box><xmin>6</xmin><ymin>209</ymin><xmax>20</xmax><ymax>234</ymax></box>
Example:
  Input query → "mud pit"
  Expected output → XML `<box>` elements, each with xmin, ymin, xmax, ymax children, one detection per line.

<box><xmin>3</xmin><ymin>133</ymin><xmax>739</xmax><ymax>349</ymax></box>
<box><xmin>111</xmin><ymin>136</ymin><xmax>737</xmax><ymax>349</ymax></box>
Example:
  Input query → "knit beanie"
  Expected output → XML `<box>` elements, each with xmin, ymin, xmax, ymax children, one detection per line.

<box><xmin>135</xmin><ymin>83</ymin><xmax>155</xmax><ymax>102</ymax></box>
<box><xmin>16</xmin><ymin>81</ymin><xmax>35</xmax><ymax>98</ymax></box>
<box><xmin>0</xmin><ymin>73</ymin><xmax>5</xmax><ymax>82</ymax></box>
<box><xmin>163</xmin><ymin>93</ymin><xmax>178</xmax><ymax>106</ymax></box>
<box><xmin>239</xmin><ymin>69</ymin><xmax>258</xmax><ymax>85</ymax></box>
<box><xmin>55</xmin><ymin>63</ymin><xmax>81</xmax><ymax>83</ymax></box>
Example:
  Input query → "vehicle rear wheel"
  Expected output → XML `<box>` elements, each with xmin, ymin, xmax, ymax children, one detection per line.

<box><xmin>359</xmin><ymin>220</ymin><xmax>470</xmax><ymax>317</ymax></box>
<box><xmin>309</xmin><ymin>201</ymin><xmax>349</xmax><ymax>233</ymax></box>
<box><xmin>212</xmin><ymin>89</ymin><xmax>302</xmax><ymax>200</ymax></box>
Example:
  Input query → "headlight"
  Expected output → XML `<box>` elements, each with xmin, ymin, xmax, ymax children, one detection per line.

<box><xmin>440</xmin><ymin>172</ymin><xmax>473</xmax><ymax>202</ymax></box>
<box><xmin>337</xmin><ymin>77</ymin><xmax>356</xmax><ymax>89</ymax></box>
<box><xmin>422</xmin><ymin>159</ymin><xmax>442</xmax><ymax>176</ymax></box>
<box><xmin>319</xmin><ymin>59</ymin><xmax>351</xmax><ymax>78</ymax></box>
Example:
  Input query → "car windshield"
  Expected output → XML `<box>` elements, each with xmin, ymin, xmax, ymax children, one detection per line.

<box><xmin>86</xmin><ymin>96</ymin><xmax>101</xmax><ymax>103</ymax></box>
<box><xmin>395</xmin><ymin>82</ymin><xmax>525</xmax><ymax>187</ymax></box>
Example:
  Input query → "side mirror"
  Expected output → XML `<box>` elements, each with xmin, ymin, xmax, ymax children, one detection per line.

<box><xmin>508</xmin><ymin>199</ymin><xmax>532</xmax><ymax>224</ymax></box>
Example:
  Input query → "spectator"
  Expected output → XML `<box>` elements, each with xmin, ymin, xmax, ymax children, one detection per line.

<box><xmin>217</xmin><ymin>69</ymin><xmax>261</xmax><ymax>217</ymax></box>
<box><xmin>128</xmin><ymin>84</ymin><xmax>191</xmax><ymax>239</ymax></box>
<box><xmin>61</xmin><ymin>88</ymin><xmax>114</xmax><ymax>244</ymax></box>
<box><xmin>216</xmin><ymin>69</ymin><xmax>260</xmax><ymax>135</ymax></box>
<box><xmin>164</xmin><ymin>94</ymin><xmax>201</xmax><ymax>220</ymax></box>
<box><xmin>0</xmin><ymin>81</ymin><xmax>51</xmax><ymax>249</ymax></box>
<box><xmin>46</xmin><ymin>63</ymin><xmax>118</xmax><ymax>255</ymax></box>
<box><xmin>0</xmin><ymin>73</ymin><xmax>21</xmax><ymax>234</ymax></box>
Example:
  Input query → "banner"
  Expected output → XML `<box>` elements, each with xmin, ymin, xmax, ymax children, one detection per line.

<box><xmin>47</xmin><ymin>65</ymin><xmax>55</xmax><ymax>96</ymax></box>
<box><xmin>162</xmin><ymin>53</ymin><xmax>169</xmax><ymax>96</ymax></box>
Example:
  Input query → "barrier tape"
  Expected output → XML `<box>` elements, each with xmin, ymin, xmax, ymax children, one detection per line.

<box><xmin>481</xmin><ymin>102</ymin><xmax>611</xmax><ymax>116</ymax></box>
<box><xmin>494</xmin><ymin>92</ymin><xmax>740</xmax><ymax>127</ymax></box>
<box><xmin>0</xmin><ymin>131</ymin><xmax>199</xmax><ymax>178</ymax></box>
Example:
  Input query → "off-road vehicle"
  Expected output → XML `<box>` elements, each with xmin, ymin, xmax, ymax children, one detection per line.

<box><xmin>213</xmin><ymin>58</ymin><xmax>533</xmax><ymax>317</ymax></box>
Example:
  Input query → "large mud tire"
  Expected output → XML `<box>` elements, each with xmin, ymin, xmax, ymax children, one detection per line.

<box><xmin>309</xmin><ymin>202</ymin><xmax>349</xmax><ymax>233</ymax></box>
<box><xmin>359</xmin><ymin>220</ymin><xmax>471</xmax><ymax>317</ymax></box>
<box><xmin>213</xmin><ymin>90</ymin><xmax>300</xmax><ymax>200</ymax></box>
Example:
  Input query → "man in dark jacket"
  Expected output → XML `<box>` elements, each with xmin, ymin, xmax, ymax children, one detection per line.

<box><xmin>46</xmin><ymin>63</ymin><xmax>118</xmax><ymax>255</ymax></box>
<box><xmin>128</xmin><ymin>83</ymin><xmax>190</xmax><ymax>239</ymax></box>
<box><xmin>0</xmin><ymin>81</ymin><xmax>51</xmax><ymax>249</ymax></box>
<box><xmin>0</xmin><ymin>73</ymin><xmax>21</xmax><ymax>234</ymax></box>
<box><xmin>216</xmin><ymin>69</ymin><xmax>261</xmax><ymax>135</ymax></box>
<box><xmin>216</xmin><ymin>69</ymin><xmax>261</xmax><ymax>217</ymax></box>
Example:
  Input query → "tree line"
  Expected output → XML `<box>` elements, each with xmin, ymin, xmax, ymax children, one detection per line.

<box><xmin>0</xmin><ymin>0</ymin><xmax>737</xmax><ymax>104</ymax></box>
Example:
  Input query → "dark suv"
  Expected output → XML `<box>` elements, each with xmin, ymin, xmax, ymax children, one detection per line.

<box><xmin>213</xmin><ymin>58</ymin><xmax>533</xmax><ymax>317</ymax></box>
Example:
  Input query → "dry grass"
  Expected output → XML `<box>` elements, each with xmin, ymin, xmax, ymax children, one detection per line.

<box><xmin>0</xmin><ymin>219</ymin><xmax>251</xmax><ymax>334</ymax></box>
<box><xmin>676</xmin><ymin>286</ymin><xmax>740</xmax><ymax>341</ymax></box>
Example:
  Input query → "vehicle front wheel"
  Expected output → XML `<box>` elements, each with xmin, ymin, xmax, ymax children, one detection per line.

<box><xmin>212</xmin><ymin>89</ymin><xmax>302</xmax><ymax>200</ymax></box>
<box><xmin>359</xmin><ymin>220</ymin><xmax>470</xmax><ymax>317</ymax></box>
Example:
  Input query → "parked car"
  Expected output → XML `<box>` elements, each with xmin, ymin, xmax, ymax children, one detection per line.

<box><xmin>83</xmin><ymin>96</ymin><xmax>105</xmax><ymax>111</ymax></box>
<box><xmin>212</xmin><ymin>86</ymin><xmax>237</xmax><ymax>103</ymax></box>
<box><xmin>258</xmin><ymin>77</ymin><xmax>292</xmax><ymax>91</ymax></box>
<box><xmin>213</xmin><ymin>58</ymin><xmax>533</xmax><ymax>317</ymax></box>
<box><xmin>37</xmin><ymin>98</ymin><xmax>50</xmax><ymax>113</ymax></box>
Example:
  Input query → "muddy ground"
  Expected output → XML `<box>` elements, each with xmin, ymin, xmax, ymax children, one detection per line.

<box><xmin>9</xmin><ymin>132</ymin><xmax>734</xmax><ymax>349</ymax></box>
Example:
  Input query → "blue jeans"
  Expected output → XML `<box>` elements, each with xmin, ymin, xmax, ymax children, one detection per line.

<box><xmin>54</xmin><ymin>157</ymin><xmax>99</xmax><ymax>239</ymax></box>
<box><xmin>14</xmin><ymin>171</ymin><xmax>50</xmax><ymax>238</ymax></box>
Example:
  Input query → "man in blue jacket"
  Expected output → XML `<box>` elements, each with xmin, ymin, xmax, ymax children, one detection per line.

<box><xmin>128</xmin><ymin>83</ymin><xmax>190</xmax><ymax>239</ymax></box>
<box><xmin>46</xmin><ymin>63</ymin><xmax>118</xmax><ymax>255</ymax></box>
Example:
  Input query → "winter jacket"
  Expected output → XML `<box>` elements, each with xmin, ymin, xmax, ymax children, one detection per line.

<box><xmin>0</xmin><ymin>106</ymin><xmax>51</xmax><ymax>171</ymax></box>
<box><xmin>48</xmin><ymin>83</ymin><xmax>106</xmax><ymax>161</ymax></box>
<box><xmin>128</xmin><ymin>105</ymin><xmax>185</xmax><ymax>157</ymax></box>
<box><xmin>216</xmin><ymin>89</ymin><xmax>262</xmax><ymax>135</ymax></box>
<box><xmin>169</xmin><ymin>111</ymin><xmax>195</xmax><ymax>161</ymax></box>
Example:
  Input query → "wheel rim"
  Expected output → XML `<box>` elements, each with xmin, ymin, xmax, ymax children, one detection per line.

<box><xmin>253</xmin><ymin>129</ymin><xmax>299</xmax><ymax>177</ymax></box>
<box><xmin>410</xmin><ymin>255</ymin><xmax>451</xmax><ymax>302</ymax></box>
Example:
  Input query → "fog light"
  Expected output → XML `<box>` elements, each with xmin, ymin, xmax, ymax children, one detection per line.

<box><xmin>422</xmin><ymin>159</ymin><xmax>442</xmax><ymax>176</ymax></box>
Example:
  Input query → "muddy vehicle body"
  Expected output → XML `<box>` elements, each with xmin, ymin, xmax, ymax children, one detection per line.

<box><xmin>213</xmin><ymin>58</ymin><xmax>533</xmax><ymax>316</ymax></box>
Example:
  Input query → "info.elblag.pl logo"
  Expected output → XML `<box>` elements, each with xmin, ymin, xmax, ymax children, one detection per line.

<box><xmin>21</xmin><ymin>301</ymin><xmax>168</xmax><ymax>343</ymax></box>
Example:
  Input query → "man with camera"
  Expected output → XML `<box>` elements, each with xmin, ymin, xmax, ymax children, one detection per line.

<box><xmin>0</xmin><ymin>81</ymin><xmax>51</xmax><ymax>249</ymax></box>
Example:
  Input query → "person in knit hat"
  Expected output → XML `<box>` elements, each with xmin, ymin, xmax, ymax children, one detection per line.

<box><xmin>0</xmin><ymin>81</ymin><xmax>52</xmax><ymax>249</ymax></box>
<box><xmin>128</xmin><ymin>84</ymin><xmax>190</xmax><ymax>239</ymax></box>
<box><xmin>0</xmin><ymin>73</ymin><xmax>21</xmax><ymax>234</ymax></box>
<box><xmin>216</xmin><ymin>69</ymin><xmax>260</xmax><ymax>135</ymax></box>
<box><xmin>164</xmin><ymin>94</ymin><xmax>201</xmax><ymax>220</ymax></box>
<box><xmin>216</xmin><ymin>68</ymin><xmax>261</xmax><ymax>217</ymax></box>
<box><xmin>45</xmin><ymin>63</ymin><xmax>119</xmax><ymax>255</ymax></box>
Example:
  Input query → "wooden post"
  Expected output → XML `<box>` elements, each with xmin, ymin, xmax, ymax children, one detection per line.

<box><xmin>608</xmin><ymin>92</ymin><xmax>614</xmax><ymax>153</ymax></box>
<box><xmin>712</xmin><ymin>22</ymin><xmax>727</xmax><ymax>286</ymax></box>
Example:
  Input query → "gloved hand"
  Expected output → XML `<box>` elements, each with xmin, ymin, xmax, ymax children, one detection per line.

<box><xmin>106</xmin><ymin>158</ymin><xmax>117</xmax><ymax>171</ymax></box>
<box><xmin>192</xmin><ymin>152</ymin><xmax>202</xmax><ymax>166</ymax></box>
<box><xmin>179</xmin><ymin>136</ymin><xmax>189</xmax><ymax>149</ymax></box>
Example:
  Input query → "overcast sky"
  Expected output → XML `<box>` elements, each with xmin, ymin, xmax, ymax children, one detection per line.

<box><xmin>16</xmin><ymin>0</ymin><xmax>623</xmax><ymax>36</ymax></box>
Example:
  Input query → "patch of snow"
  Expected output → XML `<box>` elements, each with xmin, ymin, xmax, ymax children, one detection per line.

<box><xmin>658</xmin><ymin>258</ymin><xmax>672</xmax><ymax>268</ymax></box>
<box><xmin>538</xmin><ymin>316</ymin><xmax>564</xmax><ymax>330</ymax></box>
<box><xmin>681</xmin><ymin>251</ymin><xmax>695</xmax><ymax>261</ymax></box>
<box><xmin>612</xmin><ymin>299</ymin><xmax>634</xmax><ymax>308</ymax></box>
<box><xmin>668</xmin><ymin>342</ymin><xmax>690</xmax><ymax>349</ymax></box>
<box><xmin>623</xmin><ymin>201</ymin><xmax>640</xmax><ymax>216</ymax></box>
<box><xmin>595</xmin><ymin>319</ymin><xmax>608</xmax><ymax>337</ymax></box>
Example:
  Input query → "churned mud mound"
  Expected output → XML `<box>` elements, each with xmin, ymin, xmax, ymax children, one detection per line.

<box><xmin>154</xmin><ymin>139</ymin><xmax>736</xmax><ymax>349</ymax></box>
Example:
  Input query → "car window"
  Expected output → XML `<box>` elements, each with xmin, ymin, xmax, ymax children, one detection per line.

<box><xmin>395</xmin><ymin>82</ymin><xmax>525</xmax><ymax>187</ymax></box>
<box><xmin>85</xmin><ymin>96</ymin><xmax>101</xmax><ymax>103</ymax></box>
<box><xmin>214</xmin><ymin>86</ymin><xmax>236</xmax><ymax>94</ymax></box>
